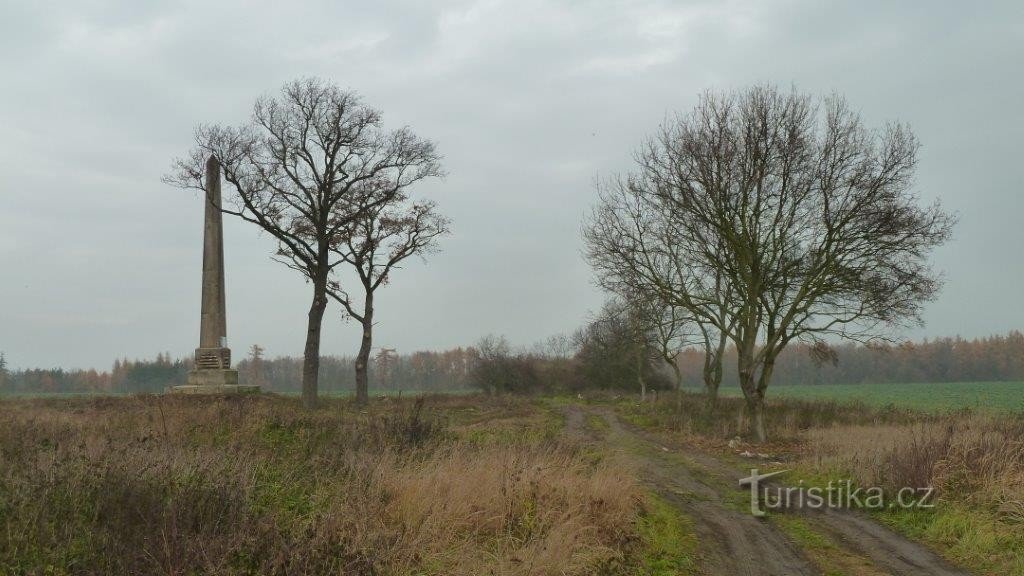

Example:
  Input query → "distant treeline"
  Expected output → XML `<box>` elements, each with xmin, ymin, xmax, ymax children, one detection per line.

<box><xmin>1</xmin><ymin>332</ymin><xmax>1022</xmax><ymax>394</ymax></box>
<box><xmin>0</xmin><ymin>354</ymin><xmax>191</xmax><ymax>395</ymax></box>
<box><xmin>0</xmin><ymin>349</ymin><xmax>476</xmax><ymax>395</ymax></box>
<box><xmin>239</xmin><ymin>349</ymin><xmax>476</xmax><ymax>394</ymax></box>
<box><xmin>673</xmin><ymin>331</ymin><xmax>1024</xmax><ymax>388</ymax></box>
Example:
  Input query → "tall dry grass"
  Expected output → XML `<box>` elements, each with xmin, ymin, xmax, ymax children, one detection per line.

<box><xmin>0</xmin><ymin>394</ymin><xmax>639</xmax><ymax>575</ymax></box>
<box><xmin>803</xmin><ymin>414</ymin><xmax>1024</xmax><ymax>516</ymax></box>
<box><xmin>618</xmin><ymin>391</ymin><xmax>923</xmax><ymax>441</ymax></box>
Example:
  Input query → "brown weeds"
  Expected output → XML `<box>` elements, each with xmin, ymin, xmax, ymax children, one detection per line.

<box><xmin>0</xmin><ymin>394</ymin><xmax>638</xmax><ymax>575</ymax></box>
<box><xmin>804</xmin><ymin>414</ymin><xmax>1024</xmax><ymax>511</ymax></box>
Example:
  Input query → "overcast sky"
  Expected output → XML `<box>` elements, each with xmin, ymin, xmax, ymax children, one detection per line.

<box><xmin>1</xmin><ymin>0</ymin><xmax>1021</xmax><ymax>370</ymax></box>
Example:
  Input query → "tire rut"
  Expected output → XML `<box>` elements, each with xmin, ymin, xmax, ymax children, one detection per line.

<box><xmin>570</xmin><ymin>405</ymin><xmax>818</xmax><ymax>575</ymax></box>
<box><xmin>630</xmin><ymin>417</ymin><xmax>970</xmax><ymax>576</ymax></box>
<box><xmin>565</xmin><ymin>405</ymin><xmax>971</xmax><ymax>576</ymax></box>
<box><xmin>796</xmin><ymin>507</ymin><xmax>969</xmax><ymax>575</ymax></box>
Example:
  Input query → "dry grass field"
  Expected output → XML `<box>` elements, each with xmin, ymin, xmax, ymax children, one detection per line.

<box><xmin>5</xmin><ymin>391</ymin><xmax>1023</xmax><ymax>575</ymax></box>
<box><xmin>0</xmin><ymin>394</ymin><xmax>648</xmax><ymax>576</ymax></box>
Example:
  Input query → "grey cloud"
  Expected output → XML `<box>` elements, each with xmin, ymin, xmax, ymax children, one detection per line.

<box><xmin>0</xmin><ymin>0</ymin><xmax>1020</xmax><ymax>369</ymax></box>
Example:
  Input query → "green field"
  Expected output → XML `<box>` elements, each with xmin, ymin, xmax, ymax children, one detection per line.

<box><xmin>722</xmin><ymin>381</ymin><xmax>1024</xmax><ymax>413</ymax></box>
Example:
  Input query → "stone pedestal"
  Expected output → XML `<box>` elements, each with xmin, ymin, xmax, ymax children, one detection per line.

<box><xmin>171</xmin><ymin>368</ymin><xmax>258</xmax><ymax>394</ymax></box>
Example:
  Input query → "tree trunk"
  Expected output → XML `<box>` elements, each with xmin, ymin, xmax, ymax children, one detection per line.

<box><xmin>737</xmin><ymin>345</ymin><xmax>767</xmax><ymax>442</ymax></box>
<box><xmin>301</xmin><ymin>275</ymin><xmax>329</xmax><ymax>410</ymax></box>
<box><xmin>354</xmin><ymin>292</ymin><xmax>374</xmax><ymax>406</ymax></box>
<box><xmin>748</xmin><ymin>393</ymin><xmax>767</xmax><ymax>443</ymax></box>
<box><xmin>703</xmin><ymin>365</ymin><xmax>719</xmax><ymax>412</ymax></box>
<box><xmin>739</xmin><ymin>366</ymin><xmax>767</xmax><ymax>442</ymax></box>
<box><xmin>637</xmin><ymin>345</ymin><xmax>646</xmax><ymax>402</ymax></box>
<box><xmin>670</xmin><ymin>360</ymin><xmax>683</xmax><ymax>412</ymax></box>
<box><xmin>751</xmin><ymin>354</ymin><xmax>776</xmax><ymax>442</ymax></box>
<box><xmin>700</xmin><ymin>330</ymin><xmax>726</xmax><ymax>412</ymax></box>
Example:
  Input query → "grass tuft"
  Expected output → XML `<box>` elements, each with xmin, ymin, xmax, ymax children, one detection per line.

<box><xmin>630</xmin><ymin>493</ymin><xmax>698</xmax><ymax>575</ymax></box>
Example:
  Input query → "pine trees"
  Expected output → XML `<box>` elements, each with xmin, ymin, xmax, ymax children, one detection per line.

<box><xmin>246</xmin><ymin>345</ymin><xmax>266</xmax><ymax>388</ymax></box>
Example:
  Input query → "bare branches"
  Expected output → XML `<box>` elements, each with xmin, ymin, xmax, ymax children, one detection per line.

<box><xmin>327</xmin><ymin>198</ymin><xmax>450</xmax><ymax>314</ymax></box>
<box><xmin>164</xmin><ymin>78</ymin><xmax>444</xmax><ymax>407</ymax></box>
<box><xmin>164</xmin><ymin>79</ymin><xmax>443</xmax><ymax>281</ymax></box>
<box><xmin>585</xmin><ymin>84</ymin><xmax>954</xmax><ymax>440</ymax></box>
<box><xmin>325</xmin><ymin>167</ymin><xmax>450</xmax><ymax>405</ymax></box>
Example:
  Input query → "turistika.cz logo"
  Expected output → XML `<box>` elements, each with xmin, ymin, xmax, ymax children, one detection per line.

<box><xmin>738</xmin><ymin>469</ymin><xmax>936</xmax><ymax>517</ymax></box>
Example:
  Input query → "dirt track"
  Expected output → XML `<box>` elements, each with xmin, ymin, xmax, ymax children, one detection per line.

<box><xmin>561</xmin><ymin>404</ymin><xmax>970</xmax><ymax>576</ymax></box>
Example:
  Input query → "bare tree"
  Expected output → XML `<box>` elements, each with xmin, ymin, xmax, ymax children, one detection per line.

<box><xmin>329</xmin><ymin>198</ymin><xmax>450</xmax><ymax>405</ymax></box>
<box><xmin>623</xmin><ymin>296</ymin><xmax>653</xmax><ymax>401</ymax></box>
<box><xmin>695</xmin><ymin>319</ymin><xmax>729</xmax><ymax>410</ymax></box>
<box><xmin>585</xmin><ymin>169</ymin><xmax>733</xmax><ymax>409</ymax></box>
<box><xmin>588</xmin><ymin>85</ymin><xmax>954</xmax><ymax>441</ymax></box>
<box><xmin>647</xmin><ymin>300</ymin><xmax>699</xmax><ymax>410</ymax></box>
<box><xmin>165</xmin><ymin>78</ymin><xmax>442</xmax><ymax>408</ymax></box>
<box><xmin>574</xmin><ymin>298</ymin><xmax>665</xmax><ymax>397</ymax></box>
<box><xmin>530</xmin><ymin>333</ymin><xmax>576</xmax><ymax>359</ymax></box>
<box><xmin>469</xmin><ymin>334</ymin><xmax>542</xmax><ymax>395</ymax></box>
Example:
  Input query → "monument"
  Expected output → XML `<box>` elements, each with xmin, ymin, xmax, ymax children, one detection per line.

<box><xmin>171</xmin><ymin>156</ymin><xmax>258</xmax><ymax>394</ymax></box>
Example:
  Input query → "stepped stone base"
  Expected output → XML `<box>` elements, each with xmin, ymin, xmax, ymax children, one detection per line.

<box><xmin>194</xmin><ymin>347</ymin><xmax>231</xmax><ymax>370</ymax></box>
<box><xmin>169</xmin><ymin>369</ymin><xmax>259</xmax><ymax>394</ymax></box>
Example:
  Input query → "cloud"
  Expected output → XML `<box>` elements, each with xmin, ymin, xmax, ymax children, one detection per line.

<box><xmin>0</xmin><ymin>0</ymin><xmax>1020</xmax><ymax>369</ymax></box>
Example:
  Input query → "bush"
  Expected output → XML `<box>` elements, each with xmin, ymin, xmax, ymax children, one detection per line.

<box><xmin>469</xmin><ymin>335</ymin><xmax>546</xmax><ymax>394</ymax></box>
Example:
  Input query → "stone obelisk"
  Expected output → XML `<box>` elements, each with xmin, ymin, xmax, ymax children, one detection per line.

<box><xmin>172</xmin><ymin>156</ymin><xmax>256</xmax><ymax>393</ymax></box>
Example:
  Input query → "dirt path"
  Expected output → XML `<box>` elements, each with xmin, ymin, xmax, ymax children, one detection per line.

<box><xmin>561</xmin><ymin>404</ymin><xmax>970</xmax><ymax>576</ymax></box>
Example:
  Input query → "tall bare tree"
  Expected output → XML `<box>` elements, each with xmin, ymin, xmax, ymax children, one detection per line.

<box><xmin>166</xmin><ymin>78</ymin><xmax>442</xmax><ymax>408</ymax></box>
<box><xmin>694</xmin><ymin>316</ymin><xmax>729</xmax><ymax>409</ymax></box>
<box><xmin>574</xmin><ymin>297</ymin><xmax>664</xmax><ymax>396</ymax></box>
<box><xmin>329</xmin><ymin>197</ymin><xmax>450</xmax><ymax>405</ymax></box>
<box><xmin>588</xmin><ymin>85</ymin><xmax>954</xmax><ymax>441</ymax></box>
<box><xmin>648</xmin><ymin>299</ymin><xmax>698</xmax><ymax>410</ymax></box>
<box><xmin>585</xmin><ymin>170</ymin><xmax>733</xmax><ymax>409</ymax></box>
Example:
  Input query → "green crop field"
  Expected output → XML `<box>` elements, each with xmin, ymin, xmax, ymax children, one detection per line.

<box><xmin>722</xmin><ymin>381</ymin><xmax>1024</xmax><ymax>413</ymax></box>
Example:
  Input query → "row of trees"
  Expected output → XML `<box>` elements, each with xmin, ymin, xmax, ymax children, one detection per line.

<box><xmin>584</xmin><ymin>85</ymin><xmax>955</xmax><ymax>441</ymax></box>
<box><xmin>3</xmin><ymin>331</ymin><xmax>1022</xmax><ymax>394</ymax></box>
<box><xmin>468</xmin><ymin>335</ymin><xmax>581</xmax><ymax>395</ymax></box>
<box><xmin>237</xmin><ymin>347</ymin><xmax>476</xmax><ymax>393</ymax></box>
<box><xmin>0</xmin><ymin>354</ymin><xmax>187</xmax><ymax>394</ymax></box>
<box><xmin>670</xmin><ymin>331</ymin><xmax>1024</xmax><ymax>387</ymax></box>
<box><xmin>0</xmin><ymin>348</ymin><xmax>476</xmax><ymax>395</ymax></box>
<box><xmin>467</xmin><ymin>329</ymin><xmax>1024</xmax><ymax>397</ymax></box>
<box><xmin>166</xmin><ymin>78</ymin><xmax>449</xmax><ymax>408</ymax></box>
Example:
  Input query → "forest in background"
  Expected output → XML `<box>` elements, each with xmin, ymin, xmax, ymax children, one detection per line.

<box><xmin>1</xmin><ymin>331</ymin><xmax>1022</xmax><ymax>395</ymax></box>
